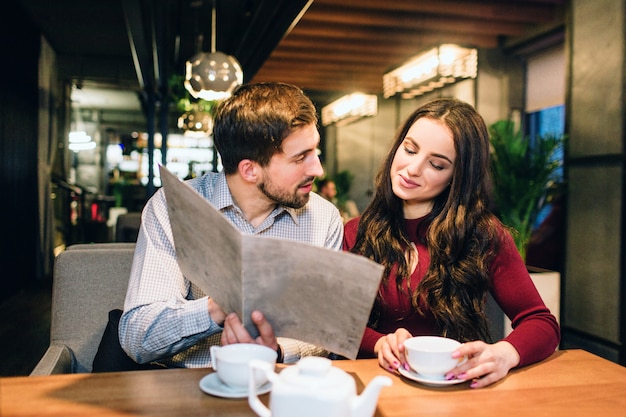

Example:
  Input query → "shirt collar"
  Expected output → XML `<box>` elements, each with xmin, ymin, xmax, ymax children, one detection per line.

<box><xmin>209</xmin><ymin>172</ymin><xmax>236</xmax><ymax>211</ymax></box>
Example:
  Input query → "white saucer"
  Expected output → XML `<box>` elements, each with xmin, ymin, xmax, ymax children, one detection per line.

<box><xmin>199</xmin><ymin>373</ymin><xmax>272</xmax><ymax>399</ymax></box>
<box><xmin>398</xmin><ymin>367</ymin><xmax>466</xmax><ymax>387</ymax></box>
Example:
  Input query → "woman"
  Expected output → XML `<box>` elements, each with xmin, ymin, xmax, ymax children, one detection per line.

<box><xmin>343</xmin><ymin>98</ymin><xmax>560</xmax><ymax>388</ymax></box>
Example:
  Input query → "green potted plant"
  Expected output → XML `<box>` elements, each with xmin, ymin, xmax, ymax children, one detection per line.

<box><xmin>489</xmin><ymin>119</ymin><xmax>566</xmax><ymax>336</ymax></box>
<box><xmin>168</xmin><ymin>74</ymin><xmax>217</xmax><ymax>134</ymax></box>
<box><xmin>489</xmin><ymin>119</ymin><xmax>566</xmax><ymax>262</ymax></box>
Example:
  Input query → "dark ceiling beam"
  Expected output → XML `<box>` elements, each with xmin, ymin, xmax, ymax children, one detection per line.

<box><xmin>21</xmin><ymin>0</ymin><xmax>567</xmax><ymax>106</ymax></box>
<box><xmin>314</xmin><ymin>0</ymin><xmax>561</xmax><ymax>24</ymax></box>
<box><xmin>302</xmin><ymin>8</ymin><xmax>529</xmax><ymax>38</ymax></box>
<box><xmin>151</xmin><ymin>0</ymin><xmax>175</xmax><ymax>95</ymax></box>
<box><xmin>57</xmin><ymin>56</ymin><xmax>138</xmax><ymax>90</ymax></box>
<box><xmin>121</xmin><ymin>0</ymin><xmax>155</xmax><ymax>93</ymax></box>
<box><xmin>286</xmin><ymin>22</ymin><xmax>499</xmax><ymax>49</ymax></box>
<box><xmin>235</xmin><ymin>0</ymin><xmax>313</xmax><ymax>82</ymax></box>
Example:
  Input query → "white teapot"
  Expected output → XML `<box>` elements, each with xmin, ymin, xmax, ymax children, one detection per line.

<box><xmin>248</xmin><ymin>356</ymin><xmax>392</xmax><ymax>417</ymax></box>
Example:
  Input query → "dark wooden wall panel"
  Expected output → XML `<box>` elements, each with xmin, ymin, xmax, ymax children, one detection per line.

<box><xmin>561</xmin><ymin>0</ymin><xmax>625</xmax><ymax>365</ymax></box>
<box><xmin>1</xmin><ymin>2</ymin><xmax>41</xmax><ymax>301</ymax></box>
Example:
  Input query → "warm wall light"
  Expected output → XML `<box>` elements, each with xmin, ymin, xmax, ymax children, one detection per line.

<box><xmin>383</xmin><ymin>44</ymin><xmax>477</xmax><ymax>99</ymax></box>
<box><xmin>321</xmin><ymin>93</ymin><xmax>378</xmax><ymax>127</ymax></box>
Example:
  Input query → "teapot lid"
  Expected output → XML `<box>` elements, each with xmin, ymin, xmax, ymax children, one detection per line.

<box><xmin>280</xmin><ymin>357</ymin><xmax>353</xmax><ymax>390</ymax></box>
<box><xmin>298</xmin><ymin>356</ymin><xmax>332</xmax><ymax>376</ymax></box>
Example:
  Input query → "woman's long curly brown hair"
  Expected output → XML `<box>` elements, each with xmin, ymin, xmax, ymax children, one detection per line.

<box><xmin>350</xmin><ymin>98</ymin><xmax>500</xmax><ymax>342</ymax></box>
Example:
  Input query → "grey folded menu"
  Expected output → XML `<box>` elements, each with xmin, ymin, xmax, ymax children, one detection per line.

<box><xmin>159</xmin><ymin>165</ymin><xmax>384</xmax><ymax>359</ymax></box>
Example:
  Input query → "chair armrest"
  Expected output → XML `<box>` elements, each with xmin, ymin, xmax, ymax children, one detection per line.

<box><xmin>30</xmin><ymin>345</ymin><xmax>74</xmax><ymax>376</ymax></box>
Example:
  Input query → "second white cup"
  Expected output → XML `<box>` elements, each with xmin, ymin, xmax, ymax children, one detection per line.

<box><xmin>404</xmin><ymin>336</ymin><xmax>465</xmax><ymax>380</ymax></box>
<box><xmin>210</xmin><ymin>343</ymin><xmax>277</xmax><ymax>389</ymax></box>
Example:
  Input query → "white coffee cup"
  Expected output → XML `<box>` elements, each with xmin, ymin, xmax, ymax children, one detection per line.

<box><xmin>210</xmin><ymin>344</ymin><xmax>277</xmax><ymax>389</ymax></box>
<box><xmin>404</xmin><ymin>336</ymin><xmax>465</xmax><ymax>380</ymax></box>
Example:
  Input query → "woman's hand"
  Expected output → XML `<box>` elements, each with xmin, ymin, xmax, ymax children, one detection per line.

<box><xmin>446</xmin><ymin>340</ymin><xmax>521</xmax><ymax>388</ymax></box>
<box><xmin>374</xmin><ymin>328</ymin><xmax>413</xmax><ymax>372</ymax></box>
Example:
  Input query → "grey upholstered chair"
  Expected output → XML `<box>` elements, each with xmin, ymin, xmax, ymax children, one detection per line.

<box><xmin>115</xmin><ymin>212</ymin><xmax>142</xmax><ymax>242</ymax></box>
<box><xmin>30</xmin><ymin>243</ymin><xmax>136</xmax><ymax>375</ymax></box>
<box><xmin>65</xmin><ymin>242</ymin><xmax>137</xmax><ymax>251</ymax></box>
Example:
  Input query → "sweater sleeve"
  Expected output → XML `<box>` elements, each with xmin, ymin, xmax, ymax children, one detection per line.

<box><xmin>490</xmin><ymin>227</ymin><xmax>561</xmax><ymax>367</ymax></box>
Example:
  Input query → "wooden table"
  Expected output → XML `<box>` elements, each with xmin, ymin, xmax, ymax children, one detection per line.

<box><xmin>2</xmin><ymin>350</ymin><xmax>625</xmax><ymax>417</ymax></box>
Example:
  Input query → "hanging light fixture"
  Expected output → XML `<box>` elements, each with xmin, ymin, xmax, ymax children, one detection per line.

<box><xmin>184</xmin><ymin>0</ymin><xmax>243</xmax><ymax>101</ymax></box>
<box><xmin>177</xmin><ymin>108</ymin><xmax>214</xmax><ymax>137</ymax></box>
<box><xmin>383</xmin><ymin>44</ymin><xmax>477</xmax><ymax>99</ymax></box>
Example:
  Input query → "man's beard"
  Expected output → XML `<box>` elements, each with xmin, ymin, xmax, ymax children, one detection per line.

<box><xmin>258</xmin><ymin>178</ymin><xmax>313</xmax><ymax>209</ymax></box>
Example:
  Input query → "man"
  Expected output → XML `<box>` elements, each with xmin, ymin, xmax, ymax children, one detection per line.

<box><xmin>317</xmin><ymin>177</ymin><xmax>360</xmax><ymax>223</ymax></box>
<box><xmin>119</xmin><ymin>82</ymin><xmax>343</xmax><ymax>367</ymax></box>
<box><xmin>317</xmin><ymin>178</ymin><xmax>338</xmax><ymax>202</ymax></box>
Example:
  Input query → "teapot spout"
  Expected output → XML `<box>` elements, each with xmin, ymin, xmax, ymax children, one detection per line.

<box><xmin>351</xmin><ymin>375</ymin><xmax>392</xmax><ymax>417</ymax></box>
